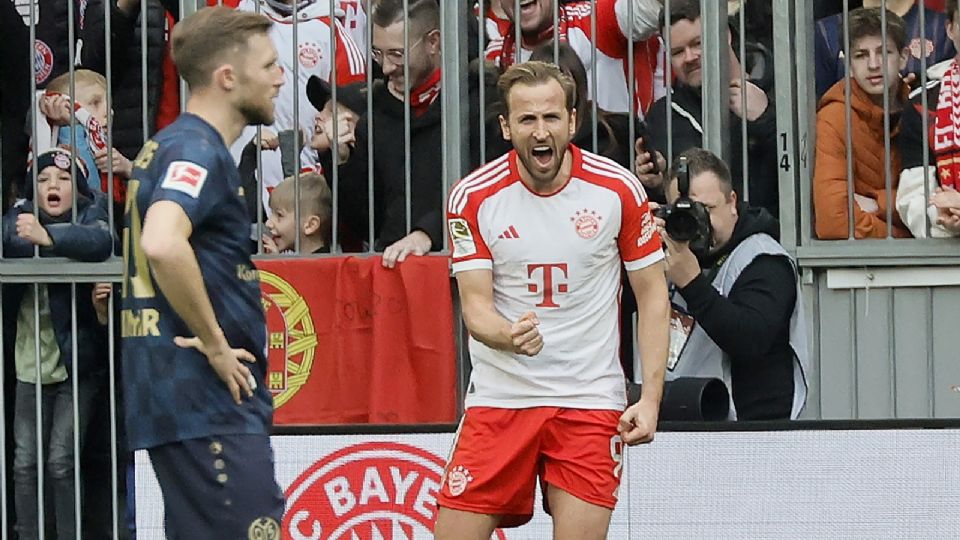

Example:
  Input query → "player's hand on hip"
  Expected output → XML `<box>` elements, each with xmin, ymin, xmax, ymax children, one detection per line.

<box><xmin>174</xmin><ymin>335</ymin><xmax>258</xmax><ymax>405</ymax></box>
<box><xmin>618</xmin><ymin>399</ymin><xmax>659</xmax><ymax>446</ymax></box>
<box><xmin>510</xmin><ymin>311</ymin><xmax>543</xmax><ymax>356</ymax></box>
<box><xmin>381</xmin><ymin>230</ymin><xmax>432</xmax><ymax>268</ymax></box>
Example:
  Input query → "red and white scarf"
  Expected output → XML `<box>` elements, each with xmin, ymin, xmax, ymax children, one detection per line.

<box><xmin>498</xmin><ymin>9</ymin><xmax>569</xmax><ymax>70</ymax></box>
<box><xmin>934</xmin><ymin>60</ymin><xmax>960</xmax><ymax>189</ymax></box>
<box><xmin>410</xmin><ymin>68</ymin><xmax>441</xmax><ymax>117</ymax></box>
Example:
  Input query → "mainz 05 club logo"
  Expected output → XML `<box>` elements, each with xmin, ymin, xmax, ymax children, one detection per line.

<box><xmin>283</xmin><ymin>442</ymin><xmax>508</xmax><ymax>539</ymax></box>
<box><xmin>260</xmin><ymin>270</ymin><xmax>317</xmax><ymax>408</ymax></box>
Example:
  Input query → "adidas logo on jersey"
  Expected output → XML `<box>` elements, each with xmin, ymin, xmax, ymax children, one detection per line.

<box><xmin>498</xmin><ymin>225</ymin><xmax>520</xmax><ymax>239</ymax></box>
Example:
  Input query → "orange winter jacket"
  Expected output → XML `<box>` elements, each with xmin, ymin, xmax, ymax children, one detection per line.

<box><xmin>813</xmin><ymin>79</ymin><xmax>912</xmax><ymax>239</ymax></box>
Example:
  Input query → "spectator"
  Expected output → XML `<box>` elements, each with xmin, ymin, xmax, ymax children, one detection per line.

<box><xmin>306</xmin><ymin>75</ymin><xmax>366</xmax><ymax>167</ymax></box>
<box><xmin>657</xmin><ymin>148</ymin><xmax>809</xmax><ymax>421</ymax></box>
<box><xmin>485</xmin><ymin>0</ymin><xmax>664</xmax><ymax>117</ymax></box>
<box><xmin>231</xmin><ymin>0</ymin><xmax>366</xmax><ymax>215</ymax></box>
<box><xmin>815</xmin><ymin>0</ymin><xmax>955</xmax><ymax>100</ymax></box>
<box><xmin>897</xmin><ymin>0</ymin><xmax>960</xmax><ymax>237</ymax></box>
<box><xmin>814</xmin><ymin>7</ymin><xmax>913</xmax><ymax>239</ymax></box>
<box><xmin>640</xmin><ymin>0</ymin><xmax>779</xmax><ymax>215</ymax></box>
<box><xmin>1</xmin><ymin>148</ymin><xmax>112</xmax><ymax>539</ymax></box>
<box><xmin>262</xmin><ymin>173</ymin><xmax>333</xmax><ymax>254</ymax></box>
<box><xmin>39</xmin><ymin>70</ymin><xmax>120</xmax><ymax>194</ymax></box>
<box><xmin>332</xmin><ymin>0</ymin><xmax>487</xmax><ymax>265</ymax></box>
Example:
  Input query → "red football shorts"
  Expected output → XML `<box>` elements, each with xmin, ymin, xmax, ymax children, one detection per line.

<box><xmin>437</xmin><ymin>406</ymin><xmax>624</xmax><ymax>528</ymax></box>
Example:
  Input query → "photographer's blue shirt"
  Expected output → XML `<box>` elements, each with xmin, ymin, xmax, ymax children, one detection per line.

<box><xmin>121</xmin><ymin>113</ymin><xmax>272</xmax><ymax>450</ymax></box>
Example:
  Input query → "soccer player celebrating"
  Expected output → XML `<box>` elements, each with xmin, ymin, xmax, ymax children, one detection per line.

<box><xmin>436</xmin><ymin>61</ymin><xmax>670</xmax><ymax>539</ymax></box>
<box><xmin>120</xmin><ymin>7</ymin><xmax>285</xmax><ymax>537</ymax></box>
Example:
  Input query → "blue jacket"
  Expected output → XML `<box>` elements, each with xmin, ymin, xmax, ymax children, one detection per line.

<box><xmin>2</xmin><ymin>195</ymin><xmax>114</xmax><ymax>377</ymax></box>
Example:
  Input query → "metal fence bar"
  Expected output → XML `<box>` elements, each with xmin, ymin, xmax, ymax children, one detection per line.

<box><xmin>68</xmin><ymin>0</ymin><xmax>79</xmax><ymax>226</ymax></box>
<box><xmin>366</xmin><ymin>0</ymin><xmax>375</xmax><ymax>250</ymax></box>
<box><xmin>738</xmin><ymin>1</ymin><xmax>749</xmax><ymax>204</ymax></box>
<box><xmin>590</xmin><ymin>0</ymin><xmax>598</xmax><ymax>153</ymax></box>
<box><xmin>774</xmin><ymin>0</ymin><xmax>801</xmax><ymax>253</ymax></box>
<box><xmin>664</xmin><ymin>0</ymin><xmax>674</xmax><ymax>166</ymax></box>
<box><xmin>329</xmin><ymin>0</ymin><xmax>339</xmax><ymax>253</ymax></box>
<box><xmin>0</xmin><ymin>287</ymin><xmax>7</xmax><ymax>539</ymax></box>
<box><xmin>32</xmin><ymin>284</ymin><xmax>44</xmax><ymax>540</ymax></box>
<box><xmin>403</xmin><ymin>0</ymin><xmax>412</xmax><ymax>237</ymax></box>
<box><xmin>105</xmin><ymin>0</ymin><xmax>116</xmax><ymax>233</ymax></box>
<box><xmin>478</xmin><ymin>0</ymin><xmax>486</xmax><ymax>166</ymax></box>
<box><xmin>701</xmin><ymin>0</ymin><xmax>729</xmax><ymax>163</ymax></box>
<box><xmin>920</xmin><ymin>1</ymin><xmax>932</xmax><ymax>238</ymax></box>
<box><xmin>71</xmin><ymin>285</ymin><xmax>81</xmax><ymax>540</ymax></box>
<box><xmin>627</xmin><ymin>0</ymin><xmax>635</xmax><ymax>169</ymax></box>
<box><xmin>843</xmin><ymin>1</ymin><xmax>855</xmax><ymax>239</ymax></box>
<box><xmin>293</xmin><ymin>0</ymin><xmax>302</xmax><ymax>254</ymax></box>
<box><xmin>513</xmin><ymin>0</ymin><xmax>521</xmax><ymax>65</ymax></box>
<box><xmin>881</xmin><ymin>1</ymin><xmax>893</xmax><ymax>238</ymax></box>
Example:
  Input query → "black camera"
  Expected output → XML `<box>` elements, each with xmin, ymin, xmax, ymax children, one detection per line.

<box><xmin>654</xmin><ymin>156</ymin><xmax>713</xmax><ymax>254</ymax></box>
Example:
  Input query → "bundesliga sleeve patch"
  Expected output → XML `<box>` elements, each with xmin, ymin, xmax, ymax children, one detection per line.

<box><xmin>448</xmin><ymin>218</ymin><xmax>477</xmax><ymax>258</ymax></box>
<box><xmin>160</xmin><ymin>161</ymin><xmax>208</xmax><ymax>198</ymax></box>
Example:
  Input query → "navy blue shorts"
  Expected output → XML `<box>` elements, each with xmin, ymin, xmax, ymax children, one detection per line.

<box><xmin>148</xmin><ymin>433</ymin><xmax>284</xmax><ymax>539</ymax></box>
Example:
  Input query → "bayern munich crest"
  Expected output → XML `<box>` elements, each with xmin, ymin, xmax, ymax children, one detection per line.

<box><xmin>34</xmin><ymin>39</ymin><xmax>54</xmax><ymax>86</ymax></box>
<box><xmin>260</xmin><ymin>270</ymin><xmax>318</xmax><ymax>408</ymax></box>
<box><xmin>299</xmin><ymin>42</ymin><xmax>321</xmax><ymax>69</ymax></box>
<box><xmin>444</xmin><ymin>465</ymin><xmax>473</xmax><ymax>497</ymax></box>
<box><xmin>571</xmin><ymin>208</ymin><xmax>602</xmax><ymax>239</ymax></box>
<box><xmin>284</xmin><ymin>442</ymin><xmax>507</xmax><ymax>539</ymax></box>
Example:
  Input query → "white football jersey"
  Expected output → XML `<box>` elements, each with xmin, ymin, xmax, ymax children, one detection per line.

<box><xmin>233</xmin><ymin>0</ymin><xmax>366</xmax><ymax>215</ymax></box>
<box><xmin>237</xmin><ymin>0</ymin><xmax>366</xmax><ymax>136</ymax></box>
<box><xmin>484</xmin><ymin>0</ymin><xmax>665</xmax><ymax>116</ymax></box>
<box><xmin>447</xmin><ymin>145</ymin><xmax>663</xmax><ymax>410</ymax></box>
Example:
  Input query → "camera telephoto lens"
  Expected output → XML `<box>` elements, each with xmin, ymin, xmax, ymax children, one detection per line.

<box><xmin>665</xmin><ymin>209</ymin><xmax>700</xmax><ymax>242</ymax></box>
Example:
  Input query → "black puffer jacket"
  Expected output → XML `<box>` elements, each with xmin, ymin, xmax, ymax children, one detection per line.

<box><xmin>81</xmin><ymin>0</ymin><xmax>169</xmax><ymax>160</ymax></box>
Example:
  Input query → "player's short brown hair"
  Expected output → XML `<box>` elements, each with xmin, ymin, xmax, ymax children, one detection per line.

<box><xmin>171</xmin><ymin>7</ymin><xmax>272</xmax><ymax>90</ymax></box>
<box><xmin>948</xmin><ymin>0</ymin><xmax>959</xmax><ymax>24</ymax></box>
<box><xmin>497</xmin><ymin>60</ymin><xmax>576</xmax><ymax>116</ymax></box>
<box><xmin>269</xmin><ymin>173</ymin><xmax>333</xmax><ymax>240</ymax></box>
<box><xmin>848</xmin><ymin>7</ymin><xmax>907</xmax><ymax>52</ymax></box>
<box><xmin>46</xmin><ymin>69</ymin><xmax>107</xmax><ymax>95</ymax></box>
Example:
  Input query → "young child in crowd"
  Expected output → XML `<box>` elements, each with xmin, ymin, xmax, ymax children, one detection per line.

<box><xmin>263</xmin><ymin>172</ymin><xmax>333</xmax><ymax>254</ymax></box>
<box><xmin>1</xmin><ymin>148</ymin><xmax>113</xmax><ymax>539</ymax></box>
<box><xmin>814</xmin><ymin>7</ymin><xmax>913</xmax><ymax>239</ymax></box>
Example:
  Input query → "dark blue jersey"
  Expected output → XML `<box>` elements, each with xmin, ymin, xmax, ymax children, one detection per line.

<box><xmin>815</xmin><ymin>5</ymin><xmax>956</xmax><ymax>101</ymax></box>
<box><xmin>121</xmin><ymin>113</ymin><xmax>271</xmax><ymax>450</ymax></box>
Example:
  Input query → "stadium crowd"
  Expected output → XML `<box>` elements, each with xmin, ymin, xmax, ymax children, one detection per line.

<box><xmin>1</xmin><ymin>0</ymin><xmax>959</xmax><ymax>537</ymax></box>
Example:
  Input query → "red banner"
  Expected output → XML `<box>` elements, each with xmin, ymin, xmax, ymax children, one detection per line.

<box><xmin>255</xmin><ymin>255</ymin><xmax>458</xmax><ymax>425</ymax></box>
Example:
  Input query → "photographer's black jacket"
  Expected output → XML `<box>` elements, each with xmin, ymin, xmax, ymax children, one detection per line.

<box><xmin>676</xmin><ymin>206</ymin><xmax>796</xmax><ymax>420</ymax></box>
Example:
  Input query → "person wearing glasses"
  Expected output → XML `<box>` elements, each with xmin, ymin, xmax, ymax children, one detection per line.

<box><xmin>331</xmin><ymin>0</ymin><xmax>490</xmax><ymax>266</ymax></box>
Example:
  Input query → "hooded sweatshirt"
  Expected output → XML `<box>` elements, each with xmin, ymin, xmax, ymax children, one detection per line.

<box><xmin>675</xmin><ymin>206</ymin><xmax>798</xmax><ymax>420</ymax></box>
<box><xmin>813</xmin><ymin>78</ymin><xmax>912</xmax><ymax>239</ymax></box>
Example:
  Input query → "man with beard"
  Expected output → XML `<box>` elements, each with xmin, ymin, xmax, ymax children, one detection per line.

<box><xmin>484</xmin><ymin>0</ymin><xmax>663</xmax><ymax>117</ymax></box>
<box><xmin>120</xmin><ymin>7</ymin><xmax>285</xmax><ymax>537</ymax></box>
<box><xmin>334</xmin><ymin>0</ymin><xmax>488</xmax><ymax>266</ymax></box>
<box><xmin>636</xmin><ymin>0</ymin><xmax>780</xmax><ymax>216</ymax></box>
<box><xmin>435</xmin><ymin>61</ymin><xmax>669</xmax><ymax>539</ymax></box>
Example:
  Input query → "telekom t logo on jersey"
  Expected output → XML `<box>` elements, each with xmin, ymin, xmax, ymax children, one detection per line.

<box><xmin>527</xmin><ymin>263</ymin><xmax>569</xmax><ymax>308</ymax></box>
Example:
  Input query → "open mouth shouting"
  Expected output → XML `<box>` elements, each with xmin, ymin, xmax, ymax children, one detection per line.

<box><xmin>531</xmin><ymin>144</ymin><xmax>555</xmax><ymax>168</ymax></box>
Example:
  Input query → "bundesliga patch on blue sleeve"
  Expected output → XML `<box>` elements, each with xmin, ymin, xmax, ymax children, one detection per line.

<box><xmin>160</xmin><ymin>161</ymin><xmax>208</xmax><ymax>198</ymax></box>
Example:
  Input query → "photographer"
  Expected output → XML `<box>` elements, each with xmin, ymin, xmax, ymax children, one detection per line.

<box><xmin>655</xmin><ymin>148</ymin><xmax>809</xmax><ymax>421</ymax></box>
